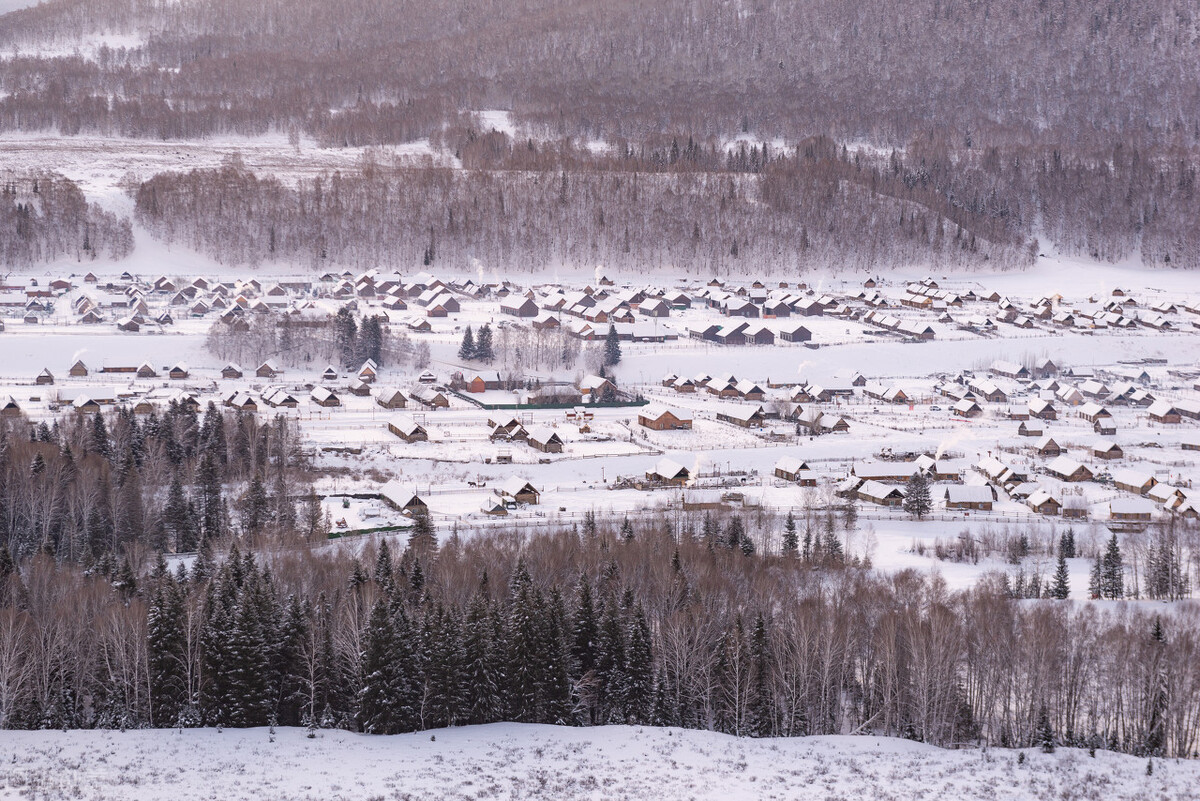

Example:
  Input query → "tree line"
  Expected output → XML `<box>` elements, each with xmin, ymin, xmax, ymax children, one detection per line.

<box><xmin>0</xmin><ymin>507</ymin><xmax>1197</xmax><ymax>758</ymax></box>
<box><xmin>130</xmin><ymin>131</ymin><xmax>1200</xmax><ymax>275</ymax></box>
<box><xmin>0</xmin><ymin>172</ymin><xmax>133</xmax><ymax>267</ymax></box>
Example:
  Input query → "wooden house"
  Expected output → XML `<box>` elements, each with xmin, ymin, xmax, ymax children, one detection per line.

<box><xmin>638</xmin><ymin>407</ymin><xmax>693</xmax><ymax>431</ymax></box>
<box><xmin>387</xmin><ymin>415</ymin><xmax>429</xmax><ymax>443</ymax></box>
<box><xmin>374</xmin><ymin>387</ymin><xmax>408</xmax><ymax>410</ymax></box>
<box><xmin>945</xmin><ymin>485</ymin><xmax>994</xmax><ymax>511</ymax></box>
<box><xmin>527</xmin><ymin>427</ymin><xmax>565</xmax><ymax>453</ymax></box>
<box><xmin>645</xmin><ymin>458</ymin><xmax>690</xmax><ymax>486</ymax></box>
<box><xmin>497</xmin><ymin>477</ymin><xmax>540</xmax><ymax>505</ymax></box>
<box><xmin>310</xmin><ymin>387</ymin><xmax>341</xmax><ymax>407</ymax></box>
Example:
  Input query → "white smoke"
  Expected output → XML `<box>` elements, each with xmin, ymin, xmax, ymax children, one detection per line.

<box><xmin>691</xmin><ymin>453</ymin><xmax>708</xmax><ymax>478</ymax></box>
<box><xmin>934</xmin><ymin>425</ymin><xmax>972</xmax><ymax>460</ymax></box>
<box><xmin>795</xmin><ymin>360</ymin><xmax>813</xmax><ymax>378</ymax></box>
<box><xmin>70</xmin><ymin>348</ymin><xmax>88</xmax><ymax>363</ymax></box>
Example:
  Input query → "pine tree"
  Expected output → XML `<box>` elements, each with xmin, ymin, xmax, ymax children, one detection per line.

<box><xmin>89</xmin><ymin>411</ymin><xmax>110</xmax><ymax>460</ymax></box>
<box><xmin>458</xmin><ymin>326</ymin><xmax>476</xmax><ymax>360</ymax></box>
<box><xmin>1051</xmin><ymin>551</ymin><xmax>1071</xmax><ymax>599</ymax></box>
<box><xmin>164</xmin><ymin>471</ymin><xmax>196</xmax><ymax>552</ymax></box>
<box><xmin>746</xmin><ymin>613</ymin><xmax>773</xmax><ymax>737</ymax></box>
<box><xmin>782</xmin><ymin>511</ymin><xmax>798</xmax><ymax>556</ymax></box>
<box><xmin>619</xmin><ymin>516</ymin><xmax>634</xmax><ymax>542</ymax></box>
<box><xmin>147</xmin><ymin>578</ymin><xmax>188</xmax><ymax>726</ymax></box>
<box><xmin>1102</xmin><ymin>532</ymin><xmax>1124</xmax><ymax>599</ymax></box>
<box><xmin>1088</xmin><ymin>556</ymin><xmax>1104</xmax><ymax>599</ymax></box>
<box><xmin>604</xmin><ymin>325</ymin><xmax>622</xmax><ymax>366</ymax></box>
<box><xmin>357</xmin><ymin>315</ymin><xmax>384</xmax><ymax>367</ymax></box>
<box><xmin>372</xmin><ymin>537</ymin><xmax>396</xmax><ymax>594</ymax></box>
<box><xmin>240</xmin><ymin>471</ymin><xmax>270</xmax><ymax>538</ymax></box>
<box><xmin>475</xmin><ymin>324</ymin><xmax>495</xmax><ymax>363</ymax></box>
<box><xmin>462</xmin><ymin>594</ymin><xmax>501</xmax><ymax>725</ymax></box>
<box><xmin>407</xmin><ymin>508</ymin><xmax>436</xmax><ymax>554</ymax></box>
<box><xmin>1060</xmin><ymin>528</ymin><xmax>1076</xmax><ymax>559</ymax></box>
<box><xmin>197</xmin><ymin>446</ymin><xmax>223</xmax><ymax>545</ymax></box>
<box><xmin>624</xmin><ymin>604</ymin><xmax>653</xmax><ymax>724</ymax></box>
<box><xmin>541</xmin><ymin>587</ymin><xmax>572</xmax><ymax>724</ymax></box>
<box><xmin>505</xmin><ymin>564</ymin><xmax>542</xmax><ymax>722</ymax></box>
<box><xmin>903</xmin><ymin>471</ymin><xmax>932</xmax><ymax>520</ymax></box>
<box><xmin>358</xmin><ymin>598</ymin><xmax>401</xmax><ymax>733</ymax></box>
<box><xmin>224</xmin><ymin>580</ymin><xmax>272</xmax><ymax>727</ymax></box>
<box><xmin>724</xmin><ymin>517</ymin><xmax>744</xmax><ymax>550</ymax></box>
<box><xmin>1036</xmin><ymin>703</ymin><xmax>1056</xmax><ymax>753</ymax></box>
<box><xmin>422</xmin><ymin>604</ymin><xmax>466</xmax><ymax>728</ymax></box>
<box><xmin>596</xmin><ymin>597</ymin><xmax>627</xmax><ymax>723</ymax></box>
<box><xmin>334</xmin><ymin>307</ymin><xmax>358</xmax><ymax>368</ymax></box>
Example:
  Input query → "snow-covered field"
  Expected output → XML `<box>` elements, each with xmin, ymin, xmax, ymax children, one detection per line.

<box><xmin>0</xmin><ymin>724</ymin><xmax>1193</xmax><ymax>801</ymax></box>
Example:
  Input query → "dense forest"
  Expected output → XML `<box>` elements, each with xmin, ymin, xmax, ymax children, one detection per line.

<box><xmin>0</xmin><ymin>511</ymin><xmax>1197</xmax><ymax>758</ymax></box>
<box><xmin>1</xmin><ymin>0</ymin><xmax>1197</xmax><ymax>150</ymax></box>
<box><xmin>1</xmin><ymin>0</ymin><xmax>1198</xmax><ymax>270</ymax></box>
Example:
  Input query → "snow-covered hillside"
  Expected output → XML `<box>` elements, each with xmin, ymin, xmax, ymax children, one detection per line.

<box><xmin>0</xmin><ymin>724</ymin><xmax>1193</xmax><ymax>800</ymax></box>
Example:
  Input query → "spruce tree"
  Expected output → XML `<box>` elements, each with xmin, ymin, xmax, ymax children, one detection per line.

<box><xmin>747</xmin><ymin>613</ymin><xmax>773</xmax><ymax>737</ymax></box>
<box><xmin>462</xmin><ymin>594</ymin><xmax>501</xmax><ymax>725</ymax></box>
<box><xmin>1060</xmin><ymin>528</ymin><xmax>1076</xmax><ymax>559</ymax></box>
<box><xmin>505</xmin><ymin>564</ymin><xmax>542</xmax><ymax>722</ymax></box>
<box><xmin>164</xmin><ymin>471</ymin><xmax>195</xmax><ymax>552</ymax></box>
<box><xmin>596</xmin><ymin>597</ymin><xmax>628</xmax><ymax>724</ymax></box>
<box><xmin>197</xmin><ymin>446</ymin><xmax>223</xmax><ymax>545</ymax></box>
<box><xmin>407</xmin><ymin>508</ymin><xmax>436</xmax><ymax>554</ymax></box>
<box><xmin>624</xmin><ymin>604</ymin><xmax>653</xmax><ymax>724</ymax></box>
<box><xmin>224</xmin><ymin>581</ymin><xmax>272</xmax><ymax>727</ymax></box>
<box><xmin>604</xmin><ymin>325</ymin><xmax>622</xmax><ymax>366</ymax></box>
<box><xmin>240</xmin><ymin>471</ymin><xmax>271</xmax><ymax>538</ymax></box>
<box><xmin>458</xmin><ymin>326</ymin><xmax>476</xmax><ymax>361</ymax></box>
<box><xmin>358</xmin><ymin>598</ymin><xmax>401</xmax><ymax>734</ymax></box>
<box><xmin>782</xmin><ymin>511</ymin><xmax>798</xmax><ymax>556</ymax></box>
<box><xmin>1051</xmin><ymin>552</ymin><xmax>1071</xmax><ymax>599</ymax></box>
<box><xmin>89</xmin><ymin>411</ymin><xmax>111</xmax><ymax>460</ymax></box>
<box><xmin>1036</xmin><ymin>703</ymin><xmax>1056</xmax><ymax>753</ymax></box>
<box><xmin>1102</xmin><ymin>533</ymin><xmax>1124</xmax><ymax>599</ymax></box>
<box><xmin>357</xmin><ymin>315</ymin><xmax>384</xmax><ymax>366</ymax></box>
<box><xmin>334</xmin><ymin>307</ymin><xmax>358</xmax><ymax>368</ymax></box>
<box><xmin>475</xmin><ymin>324</ymin><xmax>495</xmax><ymax>363</ymax></box>
<box><xmin>147</xmin><ymin>578</ymin><xmax>188</xmax><ymax>726</ymax></box>
<box><xmin>903</xmin><ymin>471</ymin><xmax>933</xmax><ymax>520</ymax></box>
<box><xmin>1088</xmin><ymin>556</ymin><xmax>1104</xmax><ymax>599</ymax></box>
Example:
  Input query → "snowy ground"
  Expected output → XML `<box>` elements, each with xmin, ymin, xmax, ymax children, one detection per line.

<box><xmin>0</xmin><ymin>724</ymin><xmax>1192</xmax><ymax>801</ymax></box>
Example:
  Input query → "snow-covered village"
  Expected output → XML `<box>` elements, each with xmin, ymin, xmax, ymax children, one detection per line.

<box><xmin>4</xmin><ymin>0</ymin><xmax>1200</xmax><ymax>798</ymax></box>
